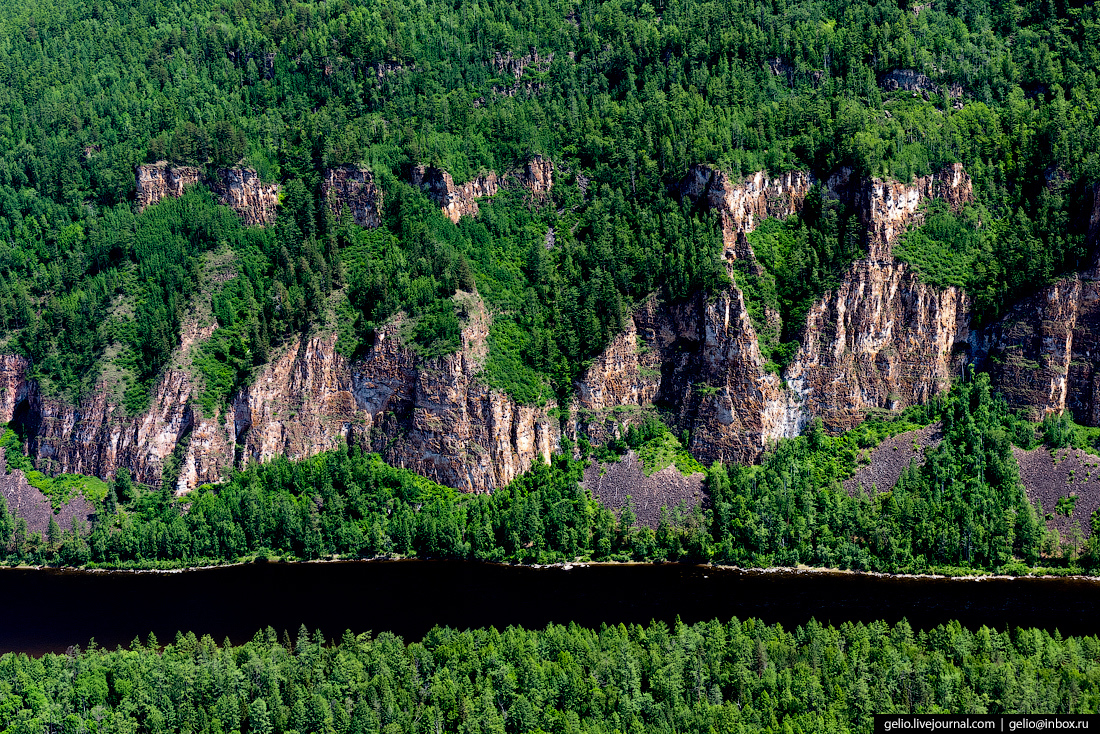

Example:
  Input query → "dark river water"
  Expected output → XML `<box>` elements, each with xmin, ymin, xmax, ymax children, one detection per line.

<box><xmin>2</xmin><ymin>560</ymin><xmax>1098</xmax><ymax>655</ymax></box>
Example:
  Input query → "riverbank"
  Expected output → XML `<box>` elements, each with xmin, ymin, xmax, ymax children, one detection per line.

<box><xmin>5</xmin><ymin>554</ymin><xmax>1099</xmax><ymax>582</ymax></box>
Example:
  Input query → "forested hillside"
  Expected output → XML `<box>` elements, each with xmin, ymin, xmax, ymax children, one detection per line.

<box><xmin>1</xmin><ymin>618</ymin><xmax>1097</xmax><ymax>732</ymax></box>
<box><xmin>0</xmin><ymin>0</ymin><xmax>1096</xmax><ymax>407</ymax></box>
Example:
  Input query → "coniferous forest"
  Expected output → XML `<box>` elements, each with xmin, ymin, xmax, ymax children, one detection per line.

<box><xmin>2</xmin><ymin>0</ymin><xmax>1100</xmax><ymax>726</ymax></box>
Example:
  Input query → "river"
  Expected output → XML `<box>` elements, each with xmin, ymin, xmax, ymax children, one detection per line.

<box><xmin>1</xmin><ymin>561</ymin><xmax>1097</xmax><ymax>655</ymax></box>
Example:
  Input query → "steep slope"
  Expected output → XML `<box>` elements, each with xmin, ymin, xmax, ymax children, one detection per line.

<box><xmin>972</xmin><ymin>186</ymin><xmax>1100</xmax><ymax>423</ymax></box>
<box><xmin>0</xmin><ymin>293</ymin><xmax>558</xmax><ymax>494</ymax></box>
<box><xmin>573</xmin><ymin>164</ymin><xmax>973</xmax><ymax>464</ymax></box>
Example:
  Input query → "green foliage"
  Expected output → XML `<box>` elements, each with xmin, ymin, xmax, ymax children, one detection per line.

<box><xmin>3</xmin><ymin>617</ymin><xmax>1100</xmax><ymax>732</ymax></box>
<box><xmin>0</xmin><ymin>427</ymin><xmax>107</xmax><ymax>510</ymax></box>
<box><xmin>741</xmin><ymin>189</ymin><xmax>861</xmax><ymax>371</ymax></box>
<box><xmin>896</xmin><ymin>200</ymin><xmax>1088</xmax><ymax>325</ymax></box>
<box><xmin>1056</xmin><ymin>494</ymin><xmax>1078</xmax><ymax>517</ymax></box>
<box><xmin>1039</xmin><ymin>411</ymin><xmax>1100</xmax><ymax>454</ymax></box>
<box><xmin>0</xmin><ymin>0</ymin><xmax>1093</xmax><ymax>407</ymax></box>
<box><xmin>709</xmin><ymin>374</ymin><xmax>1049</xmax><ymax>572</ymax></box>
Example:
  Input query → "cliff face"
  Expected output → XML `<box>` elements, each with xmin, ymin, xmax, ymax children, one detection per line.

<box><xmin>573</xmin><ymin>164</ymin><xmax>975</xmax><ymax>463</ymax></box>
<box><xmin>208</xmin><ymin>168</ymin><xmax>279</xmax><ymax>226</ymax></box>
<box><xmin>3</xmin><ymin>295</ymin><xmax>557</xmax><ymax>494</ymax></box>
<box><xmin>322</xmin><ymin>165</ymin><xmax>384</xmax><ymax>228</ymax></box>
<box><xmin>786</xmin><ymin>261</ymin><xmax>971</xmax><ymax>432</ymax></box>
<box><xmin>410</xmin><ymin>157</ymin><xmax>557</xmax><ymax>223</ymax></box>
<box><xmin>679</xmin><ymin>166</ymin><xmax>814</xmax><ymax>262</ymax></box>
<box><xmin>411</xmin><ymin>166</ymin><xmax>500</xmax><ymax>223</ymax></box>
<box><xmin>135</xmin><ymin>163</ymin><xmax>279</xmax><ymax>225</ymax></box>
<box><xmin>860</xmin><ymin>163</ymin><xmax>972</xmax><ymax>260</ymax></box>
<box><xmin>135</xmin><ymin>163</ymin><xmax>201</xmax><ymax>210</ymax></box>
<box><xmin>784</xmin><ymin>163</ymin><xmax>975</xmax><ymax>431</ymax></box>
<box><xmin>973</xmin><ymin>187</ymin><xmax>1100</xmax><ymax>423</ymax></box>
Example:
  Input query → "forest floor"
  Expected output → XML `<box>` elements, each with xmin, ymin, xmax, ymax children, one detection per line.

<box><xmin>1014</xmin><ymin>446</ymin><xmax>1100</xmax><ymax>542</ymax></box>
<box><xmin>581</xmin><ymin>450</ymin><xmax>705</xmax><ymax>528</ymax></box>
<box><xmin>843</xmin><ymin>423</ymin><xmax>943</xmax><ymax>496</ymax></box>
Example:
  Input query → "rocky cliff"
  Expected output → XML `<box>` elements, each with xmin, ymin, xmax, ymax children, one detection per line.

<box><xmin>18</xmin><ymin>157</ymin><xmax>1092</xmax><ymax>496</ymax></box>
<box><xmin>322</xmin><ymin>165</ymin><xmax>384</xmax><ymax>227</ymax></box>
<box><xmin>136</xmin><ymin>164</ymin><xmax>201</xmax><ymax>210</ymax></box>
<box><xmin>1</xmin><ymin>294</ymin><xmax>557</xmax><ymax>494</ymax></box>
<box><xmin>573</xmin><ymin>163</ymin><xmax>975</xmax><ymax>462</ymax></box>
<box><xmin>135</xmin><ymin>162</ymin><xmax>279</xmax><ymax>225</ymax></box>
<box><xmin>410</xmin><ymin>157</ymin><xmax>556</xmax><ymax>223</ymax></box>
<box><xmin>207</xmin><ymin>168</ymin><xmax>279</xmax><ymax>226</ymax></box>
<box><xmin>679</xmin><ymin>166</ymin><xmax>814</xmax><ymax>263</ymax></box>
<box><xmin>411</xmin><ymin>166</ymin><xmax>500</xmax><ymax>223</ymax></box>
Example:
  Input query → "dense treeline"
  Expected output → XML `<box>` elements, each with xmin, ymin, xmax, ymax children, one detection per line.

<box><xmin>1</xmin><ymin>374</ymin><xmax>1088</xmax><ymax>574</ymax></box>
<box><xmin>1</xmin><ymin>617</ymin><xmax>1098</xmax><ymax>733</ymax></box>
<box><xmin>0</xmin><ymin>0</ymin><xmax>1096</xmax><ymax>405</ymax></box>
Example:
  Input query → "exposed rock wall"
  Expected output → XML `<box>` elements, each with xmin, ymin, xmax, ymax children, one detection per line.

<box><xmin>786</xmin><ymin>262</ymin><xmax>971</xmax><ymax>432</ymax></box>
<box><xmin>410</xmin><ymin>157</ymin><xmax>556</xmax><ymax>223</ymax></box>
<box><xmin>573</xmin><ymin>163</ymin><xmax>976</xmax><ymax>463</ymax></box>
<box><xmin>519</xmin><ymin>155</ymin><xmax>554</xmax><ymax>196</ymax></box>
<box><xmin>207</xmin><ymin>168</ymin><xmax>279</xmax><ymax>226</ymax></box>
<box><xmin>968</xmin><ymin>184</ymin><xmax>1100</xmax><ymax>424</ymax></box>
<box><xmin>411</xmin><ymin>166</ymin><xmax>500</xmax><ymax>223</ymax></box>
<box><xmin>880</xmin><ymin>69</ymin><xmax>963</xmax><ymax>101</ymax></box>
<box><xmin>2</xmin><ymin>297</ymin><xmax>557</xmax><ymax>494</ymax></box>
<box><xmin>860</xmin><ymin>162</ymin><xmax>972</xmax><ymax>260</ymax></box>
<box><xmin>135</xmin><ymin>163</ymin><xmax>279</xmax><ymax>225</ymax></box>
<box><xmin>136</xmin><ymin>163</ymin><xmax>201</xmax><ymax>211</ymax></box>
<box><xmin>322</xmin><ymin>165</ymin><xmax>384</xmax><ymax>228</ymax></box>
<box><xmin>680</xmin><ymin>166</ymin><xmax>814</xmax><ymax>263</ymax></box>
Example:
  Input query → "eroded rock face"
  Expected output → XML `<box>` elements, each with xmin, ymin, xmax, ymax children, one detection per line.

<box><xmin>571</xmin><ymin>287</ymin><xmax>802</xmax><ymax>465</ymax></box>
<box><xmin>135</xmin><ymin>163</ymin><xmax>201</xmax><ymax>211</ymax></box>
<box><xmin>786</xmin><ymin>261</ymin><xmax>971</xmax><ymax>432</ymax></box>
<box><xmin>680</xmin><ymin>166</ymin><xmax>814</xmax><ymax>262</ymax></box>
<box><xmin>860</xmin><ymin>163</ymin><xmax>973</xmax><ymax>260</ymax></box>
<box><xmin>518</xmin><ymin>155</ymin><xmax>554</xmax><ymax>196</ymax></box>
<box><xmin>574</xmin><ymin>164</ymin><xmax>976</xmax><ymax>462</ymax></box>
<box><xmin>410</xmin><ymin>157</ymin><xmax>556</xmax><ymax>222</ymax></box>
<box><xmin>134</xmin><ymin>163</ymin><xmax>279</xmax><ymax>225</ymax></box>
<box><xmin>208</xmin><ymin>168</ymin><xmax>279</xmax><ymax>226</ymax></box>
<box><xmin>411</xmin><ymin>166</ymin><xmax>500</xmax><ymax>223</ymax></box>
<box><xmin>322</xmin><ymin>165</ymin><xmax>384</xmax><ymax>228</ymax></box>
<box><xmin>2</xmin><ymin>296</ymin><xmax>557</xmax><ymax>494</ymax></box>
<box><xmin>969</xmin><ymin>185</ymin><xmax>1100</xmax><ymax>424</ymax></box>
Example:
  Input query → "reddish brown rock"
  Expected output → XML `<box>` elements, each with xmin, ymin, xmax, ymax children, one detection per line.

<box><xmin>859</xmin><ymin>163</ymin><xmax>972</xmax><ymax>261</ymax></box>
<box><xmin>2</xmin><ymin>295</ymin><xmax>557</xmax><ymax>495</ymax></box>
<box><xmin>208</xmin><ymin>167</ymin><xmax>279</xmax><ymax>226</ymax></box>
<box><xmin>322</xmin><ymin>165</ymin><xmax>383</xmax><ymax>228</ymax></box>
<box><xmin>786</xmin><ymin>260</ymin><xmax>971</xmax><ymax>432</ymax></box>
<box><xmin>135</xmin><ymin>162</ymin><xmax>201</xmax><ymax>211</ymax></box>
<box><xmin>411</xmin><ymin>166</ymin><xmax>500</xmax><ymax>223</ymax></box>
<box><xmin>680</xmin><ymin>166</ymin><xmax>813</xmax><ymax>263</ymax></box>
<box><xmin>134</xmin><ymin>164</ymin><xmax>279</xmax><ymax>225</ymax></box>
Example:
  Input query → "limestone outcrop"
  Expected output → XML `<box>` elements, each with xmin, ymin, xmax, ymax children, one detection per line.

<box><xmin>322</xmin><ymin>165</ymin><xmax>384</xmax><ymax>227</ymax></box>
<box><xmin>135</xmin><ymin>163</ymin><xmax>279</xmax><ymax>225</ymax></box>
